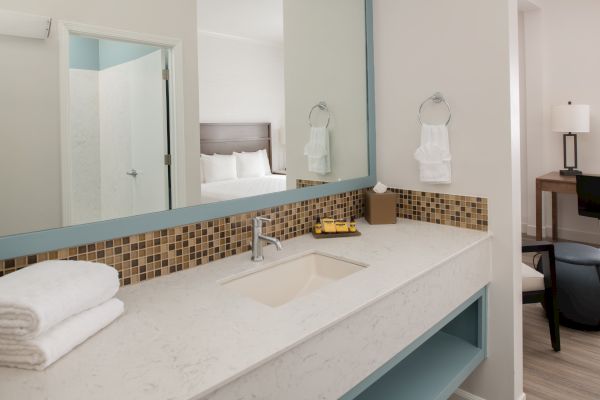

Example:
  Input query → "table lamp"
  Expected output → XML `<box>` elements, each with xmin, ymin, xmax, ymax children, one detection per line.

<box><xmin>551</xmin><ymin>101</ymin><xmax>590</xmax><ymax>176</ymax></box>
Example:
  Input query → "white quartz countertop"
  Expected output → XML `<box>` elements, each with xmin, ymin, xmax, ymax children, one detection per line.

<box><xmin>0</xmin><ymin>220</ymin><xmax>491</xmax><ymax>400</ymax></box>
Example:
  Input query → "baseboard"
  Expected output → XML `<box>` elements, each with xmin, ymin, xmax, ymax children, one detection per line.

<box><xmin>453</xmin><ymin>389</ymin><xmax>526</xmax><ymax>400</ymax></box>
<box><xmin>523</xmin><ymin>224</ymin><xmax>600</xmax><ymax>245</ymax></box>
<box><xmin>453</xmin><ymin>389</ymin><xmax>486</xmax><ymax>400</ymax></box>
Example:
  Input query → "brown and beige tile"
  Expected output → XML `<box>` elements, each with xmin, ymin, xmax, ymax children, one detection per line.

<box><xmin>0</xmin><ymin>188</ymin><xmax>487</xmax><ymax>286</ymax></box>
<box><xmin>0</xmin><ymin>190</ymin><xmax>365</xmax><ymax>285</ymax></box>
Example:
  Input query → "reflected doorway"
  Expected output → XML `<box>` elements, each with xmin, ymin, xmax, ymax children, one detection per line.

<box><xmin>65</xmin><ymin>34</ymin><xmax>173</xmax><ymax>226</ymax></box>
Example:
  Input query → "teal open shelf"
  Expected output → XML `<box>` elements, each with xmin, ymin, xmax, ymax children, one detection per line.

<box><xmin>341</xmin><ymin>288</ymin><xmax>487</xmax><ymax>400</ymax></box>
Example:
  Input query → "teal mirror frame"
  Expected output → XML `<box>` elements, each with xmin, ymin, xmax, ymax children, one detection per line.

<box><xmin>0</xmin><ymin>0</ymin><xmax>376</xmax><ymax>260</ymax></box>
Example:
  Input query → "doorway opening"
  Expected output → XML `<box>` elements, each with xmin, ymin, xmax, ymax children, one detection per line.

<box><xmin>61</xmin><ymin>29</ymin><xmax>175</xmax><ymax>226</ymax></box>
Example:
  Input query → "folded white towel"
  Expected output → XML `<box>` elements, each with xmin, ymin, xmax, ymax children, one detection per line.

<box><xmin>414</xmin><ymin>124</ymin><xmax>452</xmax><ymax>184</ymax></box>
<box><xmin>0</xmin><ymin>298</ymin><xmax>124</xmax><ymax>370</ymax></box>
<box><xmin>0</xmin><ymin>260</ymin><xmax>119</xmax><ymax>340</ymax></box>
<box><xmin>304</xmin><ymin>127</ymin><xmax>331</xmax><ymax>175</ymax></box>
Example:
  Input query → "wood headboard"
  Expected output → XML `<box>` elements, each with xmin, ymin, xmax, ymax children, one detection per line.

<box><xmin>199</xmin><ymin>123</ymin><xmax>272</xmax><ymax>169</ymax></box>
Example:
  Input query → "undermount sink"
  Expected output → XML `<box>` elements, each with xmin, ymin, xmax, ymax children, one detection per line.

<box><xmin>221</xmin><ymin>251</ymin><xmax>367</xmax><ymax>307</ymax></box>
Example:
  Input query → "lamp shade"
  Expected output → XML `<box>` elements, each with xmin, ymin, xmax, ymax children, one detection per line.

<box><xmin>552</xmin><ymin>104</ymin><xmax>591</xmax><ymax>133</ymax></box>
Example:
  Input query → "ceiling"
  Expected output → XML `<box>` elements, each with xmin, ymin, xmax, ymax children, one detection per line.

<box><xmin>197</xmin><ymin>0</ymin><xmax>283</xmax><ymax>44</ymax></box>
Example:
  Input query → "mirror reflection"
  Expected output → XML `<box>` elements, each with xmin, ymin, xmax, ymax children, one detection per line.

<box><xmin>67</xmin><ymin>36</ymin><xmax>170</xmax><ymax>225</ymax></box>
<box><xmin>197</xmin><ymin>0</ymin><xmax>368</xmax><ymax>203</ymax></box>
<box><xmin>0</xmin><ymin>0</ymin><xmax>369</xmax><ymax>237</ymax></box>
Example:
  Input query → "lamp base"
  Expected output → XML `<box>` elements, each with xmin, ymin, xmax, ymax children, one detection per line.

<box><xmin>560</xmin><ymin>169</ymin><xmax>582</xmax><ymax>176</ymax></box>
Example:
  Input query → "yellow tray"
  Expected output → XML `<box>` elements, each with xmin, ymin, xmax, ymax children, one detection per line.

<box><xmin>311</xmin><ymin>230</ymin><xmax>361</xmax><ymax>239</ymax></box>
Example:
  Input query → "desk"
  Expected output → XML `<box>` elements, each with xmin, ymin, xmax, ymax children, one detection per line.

<box><xmin>536</xmin><ymin>172</ymin><xmax>576</xmax><ymax>241</ymax></box>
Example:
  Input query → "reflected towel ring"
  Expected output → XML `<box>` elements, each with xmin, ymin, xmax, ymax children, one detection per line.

<box><xmin>308</xmin><ymin>101</ymin><xmax>331</xmax><ymax>128</ymax></box>
<box><xmin>418</xmin><ymin>92</ymin><xmax>451</xmax><ymax>126</ymax></box>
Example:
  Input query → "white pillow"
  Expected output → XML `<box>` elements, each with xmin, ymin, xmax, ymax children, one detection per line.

<box><xmin>259</xmin><ymin>149</ymin><xmax>272</xmax><ymax>175</ymax></box>
<box><xmin>201</xmin><ymin>154</ymin><xmax>237</xmax><ymax>183</ymax></box>
<box><xmin>234</xmin><ymin>150</ymin><xmax>272</xmax><ymax>175</ymax></box>
<box><xmin>235</xmin><ymin>151</ymin><xmax>266</xmax><ymax>178</ymax></box>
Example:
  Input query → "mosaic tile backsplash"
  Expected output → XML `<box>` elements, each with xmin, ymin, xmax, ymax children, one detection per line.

<box><xmin>390</xmin><ymin>189</ymin><xmax>488</xmax><ymax>231</ymax></box>
<box><xmin>0</xmin><ymin>190</ymin><xmax>365</xmax><ymax>285</ymax></box>
<box><xmin>0</xmin><ymin>188</ymin><xmax>487</xmax><ymax>286</ymax></box>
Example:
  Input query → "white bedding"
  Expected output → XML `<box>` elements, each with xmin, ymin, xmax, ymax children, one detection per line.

<box><xmin>200</xmin><ymin>175</ymin><xmax>286</xmax><ymax>203</ymax></box>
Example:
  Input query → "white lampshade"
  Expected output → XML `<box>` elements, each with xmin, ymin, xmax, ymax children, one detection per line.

<box><xmin>0</xmin><ymin>9</ymin><xmax>51</xmax><ymax>39</ymax></box>
<box><xmin>552</xmin><ymin>104</ymin><xmax>591</xmax><ymax>133</ymax></box>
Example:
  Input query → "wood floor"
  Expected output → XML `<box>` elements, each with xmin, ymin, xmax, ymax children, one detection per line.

<box><xmin>522</xmin><ymin>239</ymin><xmax>600</xmax><ymax>400</ymax></box>
<box><xmin>524</xmin><ymin>303</ymin><xmax>600</xmax><ymax>400</ymax></box>
<box><xmin>453</xmin><ymin>246</ymin><xmax>600</xmax><ymax>400</ymax></box>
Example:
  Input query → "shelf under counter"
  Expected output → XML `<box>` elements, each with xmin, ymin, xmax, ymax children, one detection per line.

<box><xmin>341</xmin><ymin>288</ymin><xmax>487</xmax><ymax>400</ymax></box>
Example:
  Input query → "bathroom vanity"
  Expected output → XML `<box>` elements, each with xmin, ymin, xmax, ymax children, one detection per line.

<box><xmin>0</xmin><ymin>220</ymin><xmax>491</xmax><ymax>400</ymax></box>
<box><xmin>0</xmin><ymin>0</ymin><xmax>506</xmax><ymax>398</ymax></box>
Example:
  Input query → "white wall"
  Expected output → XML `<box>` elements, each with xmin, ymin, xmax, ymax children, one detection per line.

<box><xmin>99</xmin><ymin>61</ymin><xmax>133</xmax><ymax>220</ymax></box>
<box><xmin>0</xmin><ymin>31</ymin><xmax>62</xmax><ymax>236</ymax></box>
<box><xmin>0</xmin><ymin>0</ymin><xmax>199</xmax><ymax>237</ymax></box>
<box><xmin>283</xmin><ymin>0</ymin><xmax>369</xmax><ymax>187</ymax></box>
<box><xmin>374</xmin><ymin>1</ymin><xmax>522</xmax><ymax>399</ymax></box>
<box><xmin>519</xmin><ymin>13</ymin><xmax>529</xmax><ymax>224</ymax></box>
<box><xmin>69</xmin><ymin>69</ymin><xmax>101</xmax><ymax>225</ymax></box>
<box><xmin>521</xmin><ymin>0</ymin><xmax>600</xmax><ymax>243</ymax></box>
<box><xmin>197</xmin><ymin>32</ymin><xmax>286</xmax><ymax>170</ymax></box>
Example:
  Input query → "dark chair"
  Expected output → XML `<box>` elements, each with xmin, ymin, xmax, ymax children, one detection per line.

<box><xmin>576</xmin><ymin>175</ymin><xmax>600</xmax><ymax>219</ymax></box>
<box><xmin>547</xmin><ymin>175</ymin><xmax>600</xmax><ymax>330</ymax></box>
<box><xmin>522</xmin><ymin>242</ymin><xmax>560</xmax><ymax>352</ymax></box>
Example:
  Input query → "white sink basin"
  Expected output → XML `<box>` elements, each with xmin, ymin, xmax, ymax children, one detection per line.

<box><xmin>221</xmin><ymin>251</ymin><xmax>367</xmax><ymax>307</ymax></box>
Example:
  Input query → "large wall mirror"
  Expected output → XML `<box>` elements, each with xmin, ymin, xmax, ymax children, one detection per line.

<box><xmin>0</xmin><ymin>0</ymin><xmax>375</xmax><ymax>258</ymax></box>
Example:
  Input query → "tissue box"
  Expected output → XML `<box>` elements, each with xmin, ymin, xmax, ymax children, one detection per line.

<box><xmin>365</xmin><ymin>190</ymin><xmax>397</xmax><ymax>225</ymax></box>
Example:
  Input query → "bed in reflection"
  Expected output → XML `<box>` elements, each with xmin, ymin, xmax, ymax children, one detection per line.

<box><xmin>199</xmin><ymin>123</ymin><xmax>286</xmax><ymax>204</ymax></box>
<box><xmin>200</xmin><ymin>175</ymin><xmax>286</xmax><ymax>204</ymax></box>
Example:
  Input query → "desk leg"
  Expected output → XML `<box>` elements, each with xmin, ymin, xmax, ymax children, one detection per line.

<box><xmin>536</xmin><ymin>181</ymin><xmax>543</xmax><ymax>241</ymax></box>
<box><xmin>552</xmin><ymin>192</ymin><xmax>558</xmax><ymax>241</ymax></box>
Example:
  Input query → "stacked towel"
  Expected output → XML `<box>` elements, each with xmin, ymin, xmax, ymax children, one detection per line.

<box><xmin>414</xmin><ymin>124</ymin><xmax>452</xmax><ymax>184</ymax></box>
<box><xmin>304</xmin><ymin>127</ymin><xmax>331</xmax><ymax>175</ymax></box>
<box><xmin>0</xmin><ymin>260</ymin><xmax>123</xmax><ymax>370</ymax></box>
<box><xmin>0</xmin><ymin>299</ymin><xmax>123</xmax><ymax>370</ymax></box>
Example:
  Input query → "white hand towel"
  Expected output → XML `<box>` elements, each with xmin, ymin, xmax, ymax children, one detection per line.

<box><xmin>414</xmin><ymin>124</ymin><xmax>452</xmax><ymax>184</ymax></box>
<box><xmin>304</xmin><ymin>127</ymin><xmax>331</xmax><ymax>175</ymax></box>
<box><xmin>0</xmin><ymin>298</ymin><xmax>124</xmax><ymax>371</ymax></box>
<box><xmin>0</xmin><ymin>260</ymin><xmax>119</xmax><ymax>340</ymax></box>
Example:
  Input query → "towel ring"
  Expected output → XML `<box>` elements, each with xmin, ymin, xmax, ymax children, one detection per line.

<box><xmin>308</xmin><ymin>101</ymin><xmax>331</xmax><ymax>128</ymax></box>
<box><xmin>418</xmin><ymin>92</ymin><xmax>451</xmax><ymax>126</ymax></box>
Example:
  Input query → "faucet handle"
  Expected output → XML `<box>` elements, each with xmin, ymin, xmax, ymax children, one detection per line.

<box><xmin>253</xmin><ymin>216</ymin><xmax>271</xmax><ymax>224</ymax></box>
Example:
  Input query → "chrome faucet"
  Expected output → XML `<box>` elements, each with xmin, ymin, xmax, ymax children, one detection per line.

<box><xmin>251</xmin><ymin>217</ymin><xmax>282</xmax><ymax>262</ymax></box>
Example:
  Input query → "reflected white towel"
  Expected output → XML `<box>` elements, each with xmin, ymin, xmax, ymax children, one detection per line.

<box><xmin>0</xmin><ymin>261</ymin><xmax>119</xmax><ymax>340</ymax></box>
<box><xmin>304</xmin><ymin>127</ymin><xmax>331</xmax><ymax>175</ymax></box>
<box><xmin>414</xmin><ymin>124</ymin><xmax>452</xmax><ymax>184</ymax></box>
<box><xmin>0</xmin><ymin>298</ymin><xmax>124</xmax><ymax>370</ymax></box>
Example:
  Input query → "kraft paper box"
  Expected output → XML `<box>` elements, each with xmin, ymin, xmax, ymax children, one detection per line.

<box><xmin>365</xmin><ymin>190</ymin><xmax>397</xmax><ymax>224</ymax></box>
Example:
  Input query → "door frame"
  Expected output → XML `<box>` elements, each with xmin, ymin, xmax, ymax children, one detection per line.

<box><xmin>58</xmin><ymin>21</ymin><xmax>186</xmax><ymax>226</ymax></box>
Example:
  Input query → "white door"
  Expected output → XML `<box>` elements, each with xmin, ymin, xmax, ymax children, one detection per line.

<box><xmin>129</xmin><ymin>49</ymin><xmax>169</xmax><ymax>215</ymax></box>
